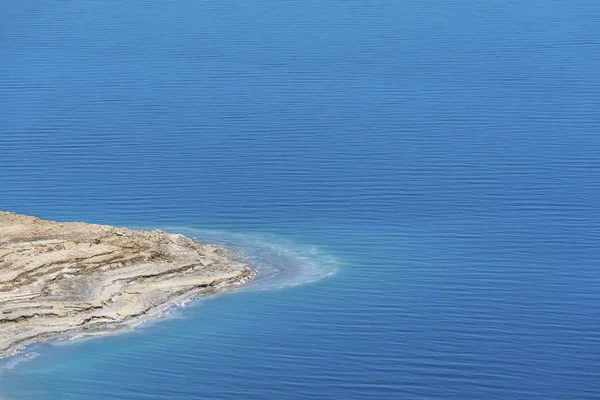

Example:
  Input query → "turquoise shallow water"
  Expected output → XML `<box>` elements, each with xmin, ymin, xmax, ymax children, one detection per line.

<box><xmin>2</xmin><ymin>0</ymin><xmax>600</xmax><ymax>399</ymax></box>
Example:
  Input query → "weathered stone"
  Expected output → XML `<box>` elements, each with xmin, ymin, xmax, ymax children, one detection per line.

<box><xmin>0</xmin><ymin>212</ymin><xmax>253</xmax><ymax>358</ymax></box>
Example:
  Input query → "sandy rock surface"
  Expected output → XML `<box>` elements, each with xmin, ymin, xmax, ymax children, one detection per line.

<box><xmin>0</xmin><ymin>212</ymin><xmax>253</xmax><ymax>358</ymax></box>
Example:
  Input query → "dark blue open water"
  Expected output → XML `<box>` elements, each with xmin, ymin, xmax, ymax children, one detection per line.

<box><xmin>1</xmin><ymin>1</ymin><xmax>600</xmax><ymax>399</ymax></box>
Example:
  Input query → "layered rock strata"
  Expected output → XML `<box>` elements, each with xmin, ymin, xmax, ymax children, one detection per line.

<box><xmin>0</xmin><ymin>212</ymin><xmax>253</xmax><ymax>358</ymax></box>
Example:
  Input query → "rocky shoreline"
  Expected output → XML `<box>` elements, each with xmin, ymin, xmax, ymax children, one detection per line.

<box><xmin>0</xmin><ymin>212</ymin><xmax>254</xmax><ymax>358</ymax></box>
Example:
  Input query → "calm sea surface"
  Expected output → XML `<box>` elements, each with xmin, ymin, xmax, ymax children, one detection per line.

<box><xmin>1</xmin><ymin>1</ymin><xmax>600</xmax><ymax>399</ymax></box>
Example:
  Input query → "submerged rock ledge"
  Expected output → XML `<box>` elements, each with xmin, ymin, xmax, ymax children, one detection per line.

<box><xmin>0</xmin><ymin>212</ymin><xmax>254</xmax><ymax>358</ymax></box>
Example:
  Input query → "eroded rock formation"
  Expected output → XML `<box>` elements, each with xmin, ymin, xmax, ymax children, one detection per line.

<box><xmin>0</xmin><ymin>212</ymin><xmax>253</xmax><ymax>358</ymax></box>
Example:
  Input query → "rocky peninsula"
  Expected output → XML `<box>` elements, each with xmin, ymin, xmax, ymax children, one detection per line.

<box><xmin>0</xmin><ymin>212</ymin><xmax>254</xmax><ymax>358</ymax></box>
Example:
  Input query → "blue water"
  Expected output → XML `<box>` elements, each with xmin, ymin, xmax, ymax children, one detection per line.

<box><xmin>1</xmin><ymin>0</ymin><xmax>600</xmax><ymax>398</ymax></box>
